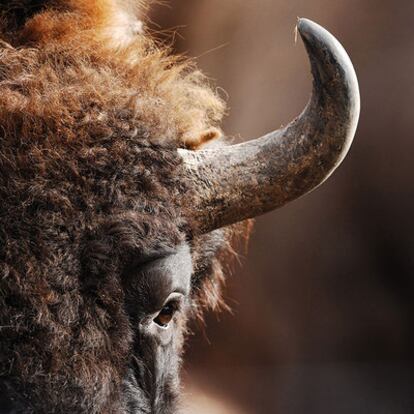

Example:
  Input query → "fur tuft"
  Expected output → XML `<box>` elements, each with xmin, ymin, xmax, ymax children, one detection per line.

<box><xmin>1</xmin><ymin>1</ymin><xmax>151</xmax><ymax>48</ymax></box>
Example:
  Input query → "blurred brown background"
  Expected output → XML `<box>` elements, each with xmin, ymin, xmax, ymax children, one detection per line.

<box><xmin>149</xmin><ymin>1</ymin><xmax>414</xmax><ymax>413</ymax></box>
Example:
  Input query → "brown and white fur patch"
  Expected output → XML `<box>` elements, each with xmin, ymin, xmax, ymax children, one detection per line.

<box><xmin>19</xmin><ymin>0</ymin><xmax>146</xmax><ymax>49</ymax></box>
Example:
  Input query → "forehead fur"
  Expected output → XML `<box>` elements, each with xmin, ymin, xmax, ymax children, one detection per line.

<box><xmin>0</xmin><ymin>1</ymin><xmax>225</xmax><ymax>149</ymax></box>
<box><xmin>4</xmin><ymin>0</ymin><xmax>147</xmax><ymax>48</ymax></box>
<box><xmin>2</xmin><ymin>1</ymin><xmax>146</xmax><ymax>40</ymax></box>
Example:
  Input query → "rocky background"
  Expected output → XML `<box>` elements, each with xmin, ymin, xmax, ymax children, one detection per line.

<box><xmin>150</xmin><ymin>1</ymin><xmax>414</xmax><ymax>413</ymax></box>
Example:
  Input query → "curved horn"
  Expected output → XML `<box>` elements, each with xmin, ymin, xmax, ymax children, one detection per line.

<box><xmin>179</xmin><ymin>18</ymin><xmax>360</xmax><ymax>235</ymax></box>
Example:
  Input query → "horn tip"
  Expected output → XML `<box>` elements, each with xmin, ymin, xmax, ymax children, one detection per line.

<box><xmin>296</xmin><ymin>18</ymin><xmax>318</xmax><ymax>36</ymax></box>
<box><xmin>296</xmin><ymin>17</ymin><xmax>361</xmax><ymax>113</ymax></box>
<box><xmin>296</xmin><ymin>18</ymin><xmax>334</xmax><ymax>46</ymax></box>
<box><xmin>297</xmin><ymin>17</ymin><xmax>361</xmax><ymax>171</ymax></box>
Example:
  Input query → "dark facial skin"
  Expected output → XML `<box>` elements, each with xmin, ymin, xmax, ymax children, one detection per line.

<box><xmin>121</xmin><ymin>244</ymin><xmax>193</xmax><ymax>413</ymax></box>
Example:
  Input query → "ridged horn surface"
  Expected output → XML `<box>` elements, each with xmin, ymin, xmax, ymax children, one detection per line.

<box><xmin>179</xmin><ymin>18</ymin><xmax>360</xmax><ymax>235</ymax></box>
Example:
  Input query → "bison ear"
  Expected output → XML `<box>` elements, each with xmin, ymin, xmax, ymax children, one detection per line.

<box><xmin>14</xmin><ymin>0</ymin><xmax>146</xmax><ymax>47</ymax></box>
<box><xmin>182</xmin><ymin>127</ymin><xmax>223</xmax><ymax>150</ymax></box>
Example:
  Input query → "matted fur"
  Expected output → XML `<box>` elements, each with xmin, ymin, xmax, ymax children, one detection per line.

<box><xmin>0</xmin><ymin>1</ymin><xmax>248</xmax><ymax>412</ymax></box>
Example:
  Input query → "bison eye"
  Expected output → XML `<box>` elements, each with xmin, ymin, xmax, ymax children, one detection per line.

<box><xmin>154</xmin><ymin>300</ymin><xmax>179</xmax><ymax>328</ymax></box>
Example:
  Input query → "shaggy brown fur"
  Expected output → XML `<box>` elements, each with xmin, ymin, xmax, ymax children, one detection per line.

<box><xmin>0</xmin><ymin>1</ymin><xmax>247</xmax><ymax>412</ymax></box>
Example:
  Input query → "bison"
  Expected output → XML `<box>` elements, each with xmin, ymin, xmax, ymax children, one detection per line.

<box><xmin>0</xmin><ymin>1</ymin><xmax>360</xmax><ymax>413</ymax></box>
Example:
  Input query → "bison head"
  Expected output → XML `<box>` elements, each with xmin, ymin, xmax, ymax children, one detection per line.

<box><xmin>0</xmin><ymin>1</ymin><xmax>360</xmax><ymax>413</ymax></box>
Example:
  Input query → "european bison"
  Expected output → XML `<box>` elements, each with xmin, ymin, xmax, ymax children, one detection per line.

<box><xmin>0</xmin><ymin>1</ymin><xmax>359</xmax><ymax>412</ymax></box>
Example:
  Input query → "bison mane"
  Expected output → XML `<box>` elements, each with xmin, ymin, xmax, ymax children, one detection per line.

<box><xmin>0</xmin><ymin>1</ymin><xmax>248</xmax><ymax>411</ymax></box>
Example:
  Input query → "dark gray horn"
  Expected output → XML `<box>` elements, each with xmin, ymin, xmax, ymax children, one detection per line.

<box><xmin>179</xmin><ymin>18</ymin><xmax>360</xmax><ymax>235</ymax></box>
